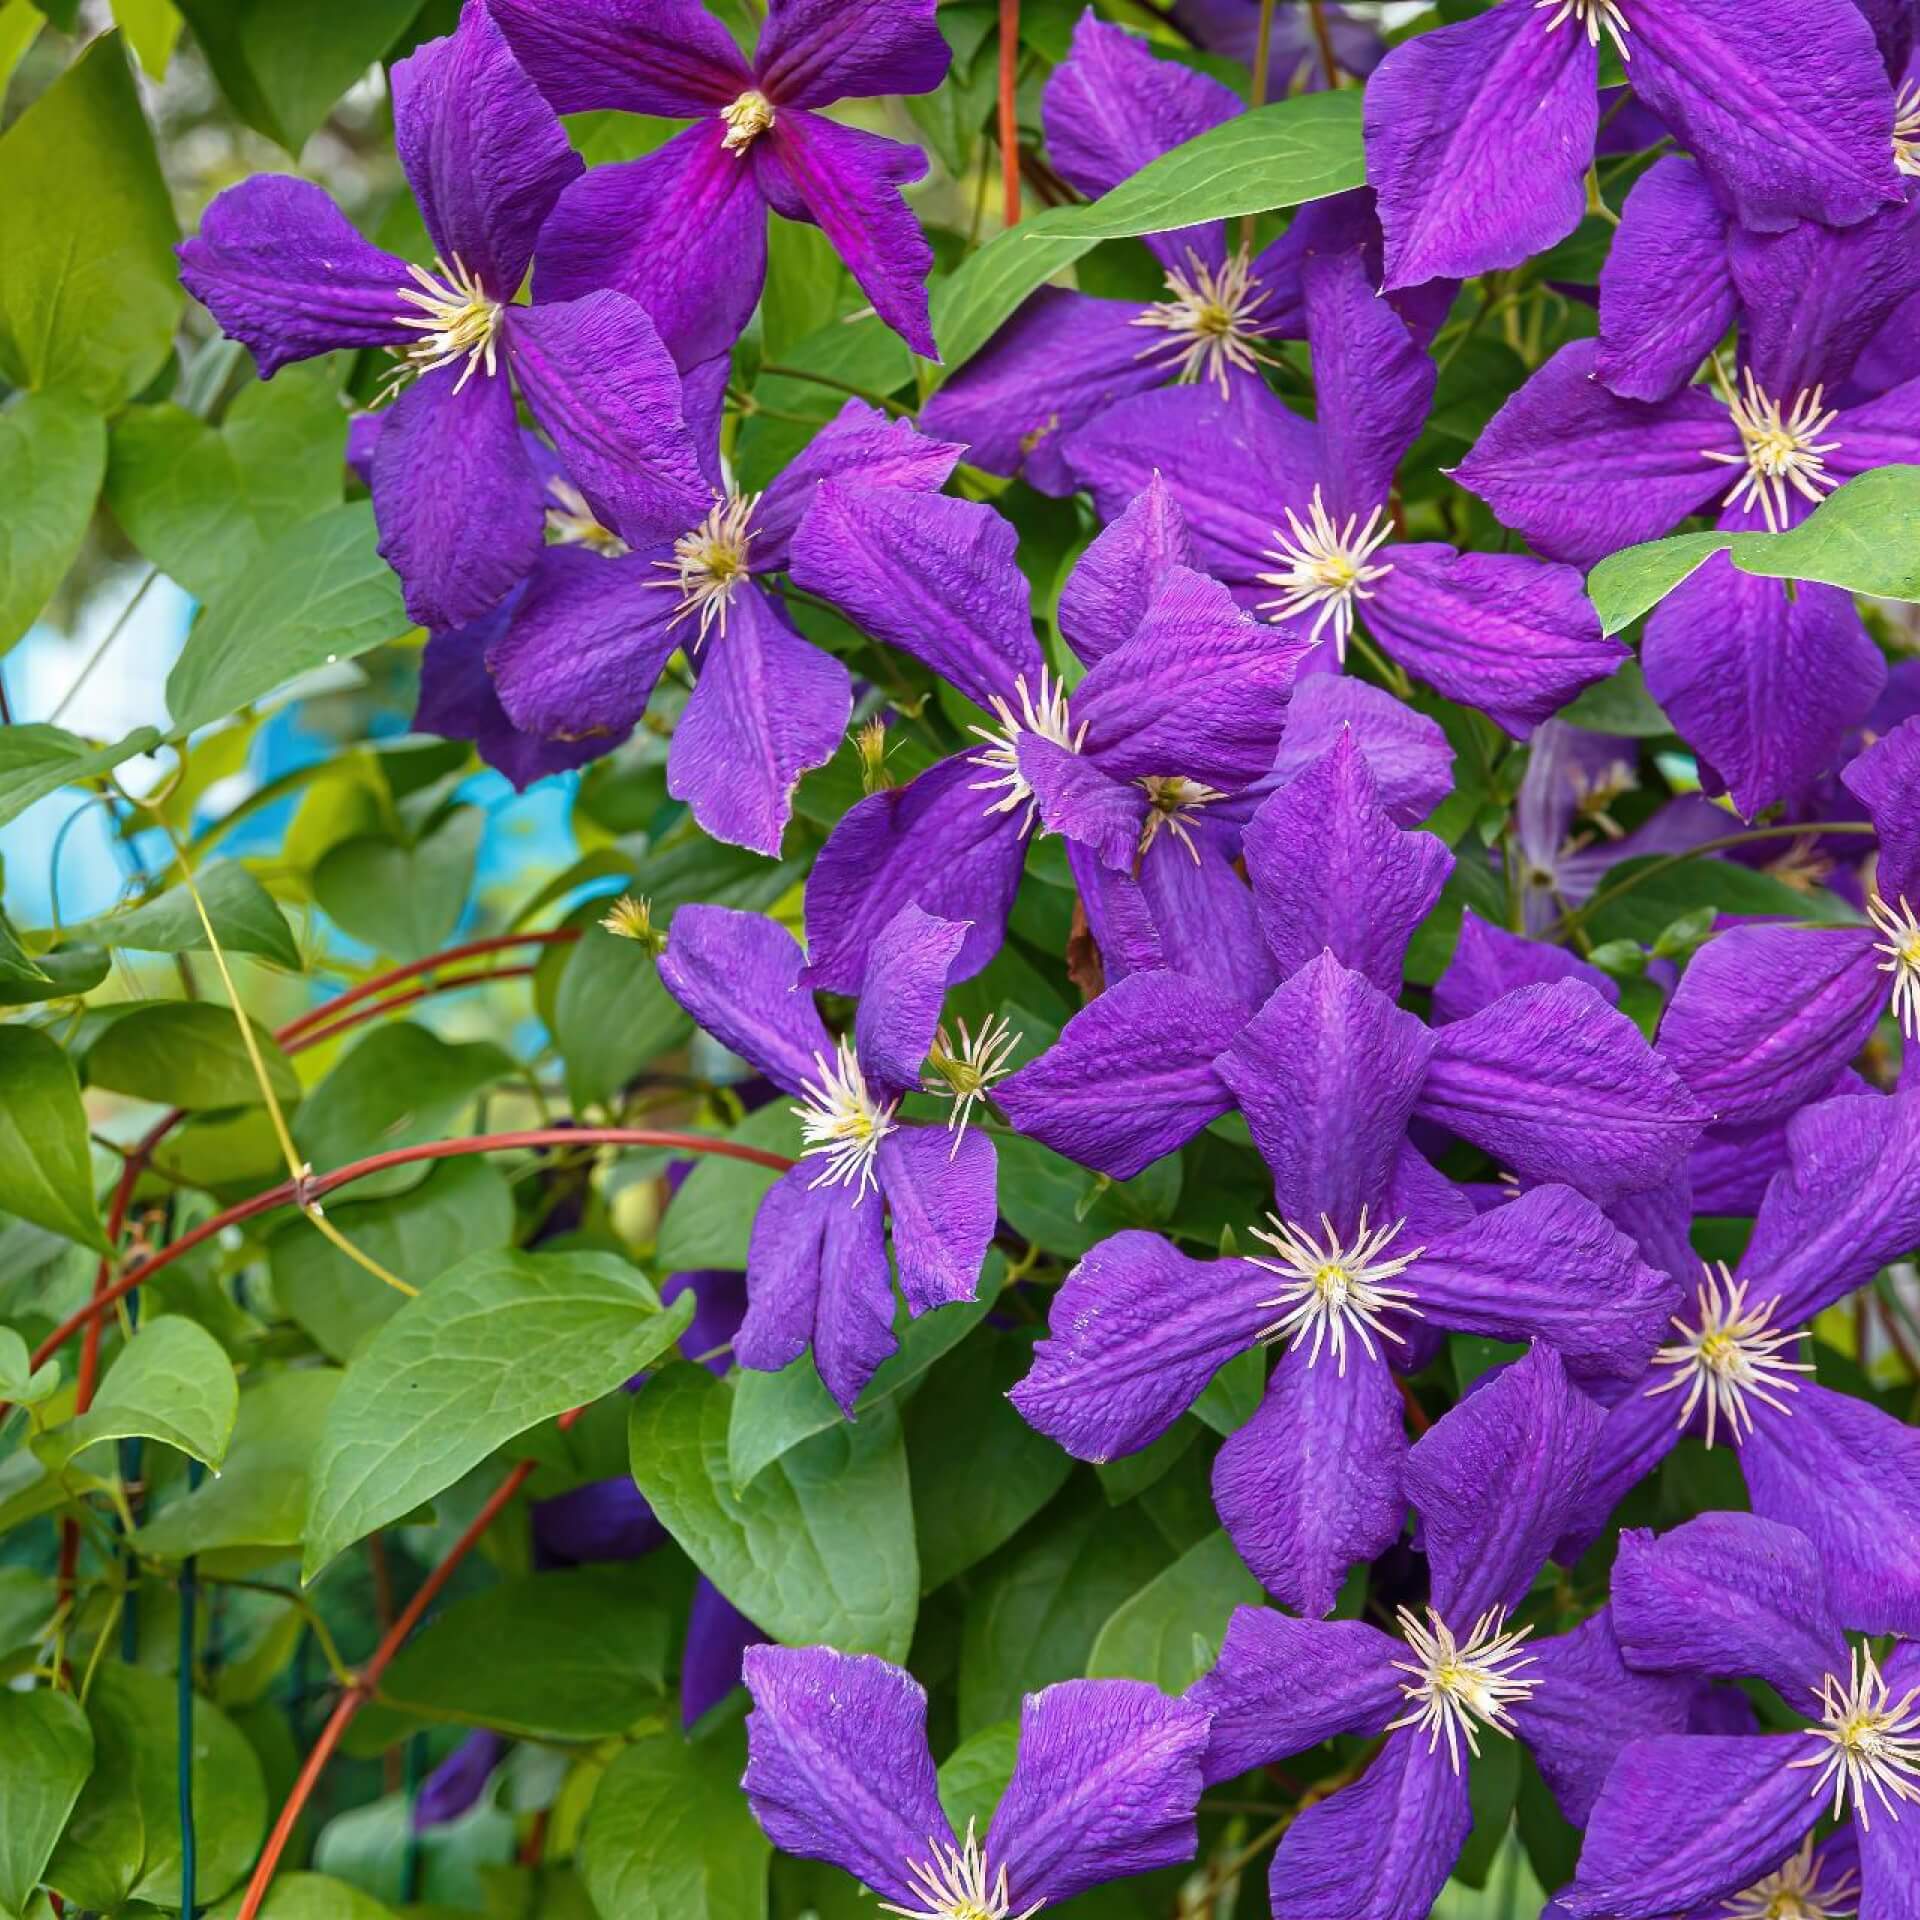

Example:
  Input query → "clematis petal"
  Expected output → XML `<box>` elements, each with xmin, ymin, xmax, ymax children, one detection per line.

<box><xmin>1242</xmin><ymin>731</ymin><xmax>1452</xmax><ymax>994</ymax></box>
<box><xmin>741</xmin><ymin>1644</ymin><xmax>952</xmax><ymax>1908</ymax></box>
<box><xmin>488</xmin><ymin>0</ymin><xmax>751</xmax><ymax>114</ymax></box>
<box><xmin>800</xmin><ymin>754</ymin><xmax>1027</xmax><ymax>996</ymax></box>
<box><xmin>1259</xmin><ymin>674</ymin><xmax>1455</xmax><ymax>827</ymax></box>
<box><xmin>1643</xmin><ymin>561</ymin><xmax>1886</xmax><ymax>821</ymax></box>
<box><xmin>1433</xmin><ymin>911</ymin><xmax>1620</xmax><ymax>1024</ymax></box>
<box><xmin>854</xmin><ymin>904</ymin><xmax>967</xmax><ymax>1101</ymax></box>
<box><xmin>1741</xmin><ymin>1383</ymin><xmax>1920</xmax><ymax>1639</ymax></box>
<box><xmin>532</xmin><ymin>1476</ymin><xmax>667</xmax><ymax>1567</ymax></box>
<box><xmin>1366</xmin><ymin>542</ymin><xmax>1627</xmax><ymax>738</ymax></box>
<box><xmin>371</xmin><ymin>363</ymin><xmax>543</xmax><ymax>632</ymax></box>
<box><xmin>1217</xmin><ymin>953</ymin><xmax>1436</xmax><ymax>1232</ymax></box>
<box><xmin>669</xmin><ymin>585</ymin><xmax>849</xmax><ymax>857</ymax></box>
<box><xmin>1595</xmin><ymin>157</ymin><xmax>1735</xmax><ymax>404</ymax></box>
<box><xmin>1611</xmin><ymin>1514</ymin><xmax>1846</xmax><ymax>1707</ymax></box>
<box><xmin>529</xmin><ymin>124</ymin><xmax>769</xmax><ymax>371</ymax></box>
<box><xmin>1858</xmin><ymin>1792</ymin><xmax>1920</xmax><ymax>1919</ymax></box>
<box><xmin>1018</xmin><ymin>733</ymin><xmax>1144</xmax><ymax>873</ymax></box>
<box><xmin>1365</xmin><ymin>0</ymin><xmax>1595</xmax><ymax>291</ymax></box>
<box><xmin>1454</xmin><ymin>340</ymin><xmax>1735</xmax><ymax>570</ymax></box>
<box><xmin>1843</xmin><ymin>712</ymin><xmax>1920</xmax><ymax>903</ymax></box>
<box><xmin>1509</xmin><ymin>1610</ymin><xmax>1697</xmax><ymax>1825</ymax></box>
<box><xmin>1009</xmin><ymin>1232</ymin><xmax>1276</xmax><ymax>1462</ymax></box>
<box><xmin>176</xmin><ymin>177</ymin><xmax>414</xmax><ymax>376</ymax></box>
<box><xmin>657</xmin><ymin>904</ymin><xmax>831</xmax><ymax>1096</ymax></box>
<box><xmin>1417</xmin><ymin>979</ymin><xmax>1708</xmax><ymax>1205</ymax></box>
<box><xmin>758</xmin><ymin>111</ymin><xmax>935</xmax><ymax>358</ymax></box>
<box><xmin>753</xmin><ymin>0</ymin><xmax>950</xmax><ymax>105</ymax></box>
<box><xmin>1411</xmin><ymin>1185</ymin><xmax>1681</xmax><ymax>1383</ymax></box>
<box><xmin>1655</xmin><ymin>923</ymin><xmax>1888</xmax><ymax>1129</ymax></box>
<box><xmin>682</xmin><ymin>1578</ymin><xmax>767</xmax><ymax>1729</ymax></box>
<box><xmin>1552</xmin><ymin>1368</ymin><xmax>1684</xmax><ymax>1566</ymax></box>
<box><xmin>876</xmin><ymin>1126</ymin><xmax>996</xmax><ymax>1318</ymax></box>
<box><xmin>413</xmin><ymin>1730</ymin><xmax>505</xmax><ymax>1829</ymax></box>
<box><xmin>1406</xmin><ymin>1344</ymin><xmax>1603</xmax><ymax>1623</ymax></box>
<box><xmin>1626</xmin><ymin>0</ymin><xmax>1901</xmax><ymax>235</ymax></box>
<box><xmin>391</xmin><ymin>4</ymin><xmax>581</xmax><ymax>298</ymax></box>
<box><xmin>1186</xmin><ymin>1607</ymin><xmax>1403</xmax><ymax>1783</ymax></box>
<box><xmin>1056</xmin><ymin>474</ymin><xmax>1195</xmax><ymax>666</ymax></box>
<box><xmin>1266</xmin><ymin>1729</ymin><xmax>1471</xmax><ymax>1920</ymax></box>
<box><xmin>789</xmin><ymin>485</ymin><xmax>1041</xmax><ymax>707</ymax></box>
<box><xmin>1826</xmin><ymin>373</ymin><xmax>1920</xmax><ymax>478</ymax></box>
<box><xmin>997</xmin><ymin>969</ymin><xmax>1246</xmax><ymax>1179</ymax></box>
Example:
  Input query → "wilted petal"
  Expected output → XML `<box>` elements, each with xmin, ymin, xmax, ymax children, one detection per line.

<box><xmin>1214</xmin><ymin>1344</ymin><xmax>1409</xmax><ymax>1617</ymax></box>
<box><xmin>1434</xmin><ymin>911</ymin><xmax>1619</xmax><ymax>1024</ymax></box>
<box><xmin>1010</xmin><ymin>1232</ymin><xmax>1275</xmax><ymax>1462</ymax></box>
<box><xmin>854</xmin><ymin>904</ymin><xmax>966</xmax><ymax>1100</ymax></box>
<box><xmin>1056</xmin><ymin>474</ymin><xmax>1195</xmax><ymax>666</ymax></box>
<box><xmin>1260</xmin><ymin>674</ymin><xmax>1455</xmax><ymax>827</ymax></box>
<box><xmin>1842</xmin><ymin>712</ymin><xmax>1920</xmax><ymax>903</ymax></box>
<box><xmin>988</xmin><ymin>1678</ymin><xmax>1211</xmax><ymax>1906</ymax></box>
<box><xmin>741</xmin><ymin>1644</ymin><xmax>951</xmax><ymax>1906</ymax></box>
<box><xmin>657</xmin><ymin>903</ymin><xmax>831</xmax><ymax>1095</ymax></box>
<box><xmin>754</xmin><ymin>0</ymin><xmax>949</xmax><ymax>105</ymax></box>
<box><xmin>875</xmin><ymin>1126</ymin><xmax>996</xmax><ymax>1317</ymax></box>
<box><xmin>488</xmin><ymin>0</ymin><xmax>750</xmax><ymax>114</ymax></box>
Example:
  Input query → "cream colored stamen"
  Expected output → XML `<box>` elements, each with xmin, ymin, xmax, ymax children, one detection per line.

<box><xmin>721</xmin><ymin>89</ymin><xmax>776</xmax><ymax>155</ymax></box>
<box><xmin>1387</xmin><ymin>1605</ymin><xmax>1539</xmax><ymax>1774</ymax></box>
<box><xmin>1536</xmin><ymin>0</ymin><xmax>1631</xmax><ymax>61</ymax></box>
<box><xmin>1645</xmin><ymin>1262</ymin><xmax>1813</xmax><ymax>1449</ymax></box>
<box><xmin>650</xmin><ymin>492</ymin><xmax>760</xmax><ymax>643</ymax></box>
<box><xmin>1136</xmin><ymin>775</ymin><xmax>1226</xmax><ymax>862</ymax></box>
<box><xmin>1247</xmin><ymin>1207</ymin><xmax>1423</xmax><ymax>1374</ymax></box>
<box><xmin>968</xmin><ymin>669</ymin><xmax>1086</xmax><ymax>834</ymax></box>
<box><xmin>1868</xmin><ymin>892</ymin><xmax>1920</xmax><ymax>1042</ymax></box>
<box><xmin>1131</xmin><ymin>245</ymin><xmax>1281</xmax><ymax>398</ymax></box>
<box><xmin>386</xmin><ymin>253</ymin><xmax>503</xmax><ymax>398</ymax></box>
<box><xmin>1789</xmin><ymin>1644</ymin><xmax>1920</xmax><ymax>1830</ymax></box>
<box><xmin>1703</xmin><ymin>363</ymin><xmax>1842</xmax><ymax>535</ymax></box>
<box><xmin>1254</xmin><ymin>484</ymin><xmax>1394</xmax><ymax>659</ymax></box>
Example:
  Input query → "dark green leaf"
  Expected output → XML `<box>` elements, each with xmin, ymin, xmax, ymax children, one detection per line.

<box><xmin>312</xmin><ymin>809</ymin><xmax>484</xmax><ymax>960</ymax></box>
<box><xmin>991</xmin><ymin>1132</ymin><xmax>1180</xmax><ymax>1258</ymax></box>
<box><xmin>0</xmin><ymin>1689</ymin><xmax>92</xmax><ymax>1920</ymax></box>
<box><xmin>75</xmin><ymin>860</ymin><xmax>301</xmax><ymax>969</ymax></box>
<box><xmin>83</xmin><ymin>1000</ymin><xmax>301</xmax><ymax>1109</ymax></box>
<box><xmin>1555</xmin><ymin>660</ymin><xmax>1672</xmax><ymax>737</ymax></box>
<box><xmin>1085</xmin><ymin>1528</ymin><xmax>1263</xmax><ymax>1694</ymax></box>
<box><xmin>0</xmin><ymin>390</ymin><xmax>106</xmax><ymax>656</ymax></box>
<box><xmin>654</xmin><ymin>1103</ymin><xmax>800</xmax><ymax>1271</ymax></box>
<box><xmin>0</xmin><ymin>1025</ymin><xmax>108</xmax><ymax>1251</ymax></box>
<box><xmin>935</xmin><ymin>1721</ymin><xmax>1019</xmax><ymax>1838</ymax></box>
<box><xmin>552</xmin><ymin>921</ymin><xmax>694</xmax><ymax>1110</ymax></box>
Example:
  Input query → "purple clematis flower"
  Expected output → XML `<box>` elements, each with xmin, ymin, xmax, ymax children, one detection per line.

<box><xmin>741</xmin><ymin>1643</ymin><xmax>1210</xmax><ymax>1914</ymax></box>
<box><xmin>1008</xmin><ymin>950</ymin><xmax>1693</xmax><ymax>1615</ymax></box>
<box><xmin>1457</xmin><ymin>187</ymin><xmax>1920</xmax><ymax>815</ymax></box>
<box><xmin>1557</xmin><ymin>1085</ymin><xmax>1920</xmax><ymax>1634</ymax></box>
<box><xmin>682</xmin><ymin>1577</ymin><xmax>768</xmax><ymax>1730</ymax></box>
<box><xmin>177</xmin><ymin>2</ymin><xmax>709</xmax><ymax>635</ymax></box>
<box><xmin>413</xmin><ymin>1729</ymin><xmax>507</xmax><ymax>1830</ymax></box>
<box><xmin>474</xmin><ymin>396</ymin><xmax>960</xmax><ymax>854</ymax></box>
<box><xmin>919</xmin><ymin>15</ymin><xmax>1444</xmax><ymax>493</ymax></box>
<box><xmin>533</xmin><ymin>1476</ymin><xmax>669</xmax><ymax>1566</ymax></box>
<box><xmin>1060</xmin><ymin>237</ymin><xmax>1624</xmax><ymax>736</ymax></box>
<box><xmin>1564</xmin><ymin>1513</ymin><xmax>1920</xmax><ymax>1920</ymax></box>
<box><xmin>1188</xmin><ymin>1347</ymin><xmax>1696</xmax><ymax>1920</ymax></box>
<box><xmin>1172</xmin><ymin>0</ymin><xmax>1382</xmax><ymax>93</ymax></box>
<box><xmin>1364</xmin><ymin>0</ymin><xmax>1903</xmax><ymax>292</ymax></box>
<box><xmin>487</xmin><ymin>0</ymin><xmax>948</xmax><ymax>362</ymax></box>
<box><xmin>788</xmin><ymin>477</ymin><xmax>1312</xmax><ymax>994</ymax></box>
<box><xmin>656</xmin><ymin>901</ymin><xmax>998</xmax><ymax>1413</ymax></box>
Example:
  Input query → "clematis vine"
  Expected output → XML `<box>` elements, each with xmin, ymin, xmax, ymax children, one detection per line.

<box><xmin>741</xmin><ymin>1644</ymin><xmax>1209</xmax><ymax>1916</ymax></box>
<box><xmin>178</xmin><ymin>1</ymin><xmax>709</xmax><ymax>634</ymax></box>
<box><xmin>488</xmin><ymin>0</ymin><xmax>949</xmax><ymax>362</ymax></box>
<box><xmin>1565</xmin><ymin>1513</ymin><xmax>1920</xmax><ymax>1920</ymax></box>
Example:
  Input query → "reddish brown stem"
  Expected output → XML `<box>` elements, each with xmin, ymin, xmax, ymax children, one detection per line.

<box><xmin>1306</xmin><ymin>0</ymin><xmax>1341</xmax><ymax>90</ymax></box>
<box><xmin>1396</xmin><ymin>1375</ymin><xmax>1431</xmax><ymax>1435</ymax></box>
<box><xmin>284</xmin><ymin>967</ymin><xmax>540</xmax><ymax>1056</ymax></box>
<box><xmin>999</xmin><ymin>0</ymin><xmax>1021</xmax><ymax>227</ymax></box>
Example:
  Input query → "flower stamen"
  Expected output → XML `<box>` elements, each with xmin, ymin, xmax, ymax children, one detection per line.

<box><xmin>1247</xmin><ymin>1206</ymin><xmax>1423</xmax><ymax>1374</ymax></box>
<box><xmin>1136</xmin><ymin>775</ymin><xmax>1226</xmax><ymax>862</ymax></box>
<box><xmin>545</xmin><ymin>475</ymin><xmax>628</xmax><ymax>556</ymax></box>
<box><xmin>385</xmin><ymin>253</ymin><xmax>502</xmax><ymax>398</ymax></box>
<box><xmin>880</xmin><ymin>1818</ymin><xmax>1043</xmax><ymax>1920</ymax></box>
<box><xmin>650</xmin><ymin>492</ymin><xmax>760</xmax><ymax>643</ymax></box>
<box><xmin>1720</xmin><ymin>1835</ymin><xmax>1860</xmax><ymax>1920</ymax></box>
<box><xmin>720</xmin><ymin>89</ymin><xmax>776</xmax><ymax>155</ymax></box>
<box><xmin>1788</xmin><ymin>1644</ymin><xmax>1920</xmax><ymax>1830</ymax></box>
<box><xmin>792</xmin><ymin>1036</ymin><xmax>898</xmax><ymax>1203</ymax></box>
<box><xmin>1894</xmin><ymin>79</ymin><xmax>1920</xmax><ymax>177</ymax></box>
<box><xmin>1645</xmin><ymin>1262</ymin><xmax>1813</xmax><ymax>1448</ymax></box>
<box><xmin>924</xmin><ymin>1015</ymin><xmax>1021</xmax><ymax>1156</ymax></box>
<box><xmin>1703</xmin><ymin>363</ymin><xmax>1843</xmax><ymax>534</ymax></box>
<box><xmin>1254</xmin><ymin>484</ymin><xmax>1395</xmax><ymax>660</ymax></box>
<box><xmin>1868</xmin><ymin>892</ymin><xmax>1920</xmax><ymax>1041</ymax></box>
<box><xmin>968</xmin><ymin>669</ymin><xmax>1087</xmax><ymax>833</ymax></box>
<box><xmin>1131</xmin><ymin>246</ymin><xmax>1281</xmax><ymax>397</ymax></box>
<box><xmin>1535</xmin><ymin>0</ymin><xmax>1631</xmax><ymax>61</ymax></box>
<box><xmin>1387</xmin><ymin>1605</ymin><xmax>1539</xmax><ymax>1775</ymax></box>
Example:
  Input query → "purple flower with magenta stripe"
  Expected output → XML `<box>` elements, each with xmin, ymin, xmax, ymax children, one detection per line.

<box><xmin>488</xmin><ymin>0</ymin><xmax>949</xmax><ymax>362</ymax></box>
<box><xmin>178</xmin><ymin>1</ymin><xmax>709</xmax><ymax>635</ymax></box>
<box><xmin>742</xmin><ymin>1643</ymin><xmax>1209</xmax><ymax>1916</ymax></box>
<box><xmin>656</xmin><ymin>901</ymin><xmax>998</xmax><ymax>1412</ymax></box>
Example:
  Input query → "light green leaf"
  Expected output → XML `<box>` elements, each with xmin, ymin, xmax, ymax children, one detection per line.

<box><xmin>932</xmin><ymin>91</ymin><xmax>1365</xmax><ymax>368</ymax></box>
<box><xmin>0</xmin><ymin>943</ymin><xmax>108</xmax><ymax>1009</ymax></box>
<box><xmin>165</xmin><ymin>502</ymin><xmax>412</xmax><ymax>736</ymax></box>
<box><xmin>38</xmin><ymin>1315</ymin><xmax>238</xmax><ymax>1471</ymax></box>
<box><xmin>105</xmin><ymin>364</ymin><xmax>345</xmax><ymax>603</ymax></box>
<box><xmin>0</xmin><ymin>1566</ymin><xmax>54</xmax><ymax>1663</ymax></box>
<box><xmin>0</xmin><ymin>391</ymin><xmax>105</xmax><ymax>657</ymax></box>
<box><xmin>0</xmin><ymin>1689</ymin><xmax>93</xmax><ymax>1920</ymax></box>
<box><xmin>0</xmin><ymin>1326</ymin><xmax>59</xmax><ymax>1408</ymax></box>
<box><xmin>111</xmin><ymin>0</ymin><xmax>182</xmax><ymax>78</ymax></box>
<box><xmin>0</xmin><ymin>4</ymin><xmax>44</xmax><ymax>101</ymax></box>
<box><xmin>45</xmin><ymin>1664</ymin><xmax>266</xmax><ymax>1912</ymax></box>
<box><xmin>373</xmin><ymin>1565</ymin><xmax>672</xmax><ymax>1740</ymax></box>
<box><xmin>304</xmin><ymin>1249</ymin><xmax>695</xmax><ymax>1580</ymax></box>
<box><xmin>654</xmin><ymin>1102</ymin><xmax>800</xmax><ymax>1270</ymax></box>
<box><xmin>629</xmin><ymin>1364</ymin><xmax>919</xmax><ymax>1660</ymax></box>
<box><xmin>135</xmin><ymin>1368</ymin><xmax>342</xmax><ymax>1558</ymax></box>
<box><xmin>0</xmin><ymin>32</ymin><xmax>180</xmax><ymax>408</ymax></box>
<box><xmin>82</xmin><ymin>1000</ymin><xmax>301</xmax><ymax>1110</ymax></box>
<box><xmin>1086</xmin><ymin>1529</ymin><xmax>1263</xmax><ymax>1693</ymax></box>
<box><xmin>76</xmin><ymin>860</ymin><xmax>301</xmax><ymax>968</ymax></box>
<box><xmin>0</xmin><ymin>723</ymin><xmax>161</xmax><ymax>832</ymax></box>
<box><xmin>311</xmin><ymin>809</ymin><xmax>484</xmax><ymax>961</ymax></box>
<box><xmin>207</xmin><ymin>1872</ymin><xmax>400</xmax><ymax>1920</ymax></box>
<box><xmin>1585</xmin><ymin>534</ymin><xmax>1729</xmax><ymax>637</ymax></box>
<box><xmin>0</xmin><ymin>1025</ymin><xmax>108</xmax><ymax>1252</ymax></box>
<box><xmin>552</xmin><ymin>921</ymin><xmax>693</xmax><ymax>1110</ymax></box>
<box><xmin>580</xmin><ymin>1724</ymin><xmax>768</xmax><ymax>1920</ymax></box>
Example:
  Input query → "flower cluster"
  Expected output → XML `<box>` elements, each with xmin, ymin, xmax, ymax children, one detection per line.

<box><xmin>175</xmin><ymin>0</ymin><xmax>1920</xmax><ymax>1912</ymax></box>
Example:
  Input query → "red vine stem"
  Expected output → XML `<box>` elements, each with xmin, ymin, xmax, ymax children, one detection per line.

<box><xmin>999</xmin><ymin>0</ymin><xmax>1021</xmax><ymax>227</ymax></box>
<box><xmin>283</xmin><ymin>966</ymin><xmax>539</xmax><ymax>1055</ymax></box>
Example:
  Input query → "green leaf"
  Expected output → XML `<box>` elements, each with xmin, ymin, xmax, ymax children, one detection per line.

<box><xmin>76</xmin><ymin>859</ymin><xmax>301</xmax><ymax>969</ymax></box>
<box><xmin>38</xmin><ymin>1315</ymin><xmax>238</xmax><ymax>1471</ymax></box>
<box><xmin>579</xmin><ymin>1724</ymin><xmax>769</xmax><ymax>1920</ymax></box>
<box><xmin>1191</xmin><ymin>1344</ymin><xmax>1265</xmax><ymax>1439</ymax></box>
<box><xmin>207</xmin><ymin>1872</ymin><xmax>400</xmax><ymax>1920</ymax></box>
<box><xmin>0</xmin><ymin>391</ymin><xmax>106</xmax><ymax>657</ymax></box>
<box><xmin>1586</xmin><ymin>854</ymin><xmax>1858</xmax><ymax>946</ymax></box>
<box><xmin>269</xmin><ymin>1156</ymin><xmax>516</xmax><ymax>1361</ymax></box>
<box><xmin>0</xmin><ymin>1025</ymin><xmax>108</xmax><ymax>1252</ymax></box>
<box><xmin>992</xmin><ymin>1132</ymin><xmax>1180</xmax><ymax>1258</ymax></box>
<box><xmin>0</xmin><ymin>1326</ymin><xmax>59</xmax><ymax>1409</ymax></box>
<box><xmin>0</xmin><ymin>1689</ymin><xmax>93</xmax><ymax>1920</ymax></box>
<box><xmin>312</xmin><ymin>809</ymin><xmax>485</xmax><ymax>960</ymax></box>
<box><xmin>111</xmin><ymin>0</ymin><xmax>182</xmax><ymax>79</ymax></box>
<box><xmin>0</xmin><ymin>723</ymin><xmax>161</xmax><ymax>832</ymax></box>
<box><xmin>654</xmin><ymin>1102</ymin><xmax>800</xmax><ymax>1270</ymax></box>
<box><xmin>0</xmin><ymin>4</ymin><xmax>43</xmax><ymax>101</ymax></box>
<box><xmin>45</xmin><ymin>1664</ymin><xmax>266</xmax><ymax>1911</ymax></box>
<box><xmin>0</xmin><ymin>943</ymin><xmax>108</xmax><ymax>1008</ymax></box>
<box><xmin>304</xmin><ymin>1249</ymin><xmax>694</xmax><ymax>1579</ymax></box>
<box><xmin>105</xmin><ymin>365</ymin><xmax>345</xmax><ymax>603</ymax></box>
<box><xmin>374</xmin><ymin>1565</ymin><xmax>672</xmax><ymax>1740</ymax></box>
<box><xmin>174</xmin><ymin>0</ymin><xmax>420</xmax><ymax>152</ymax></box>
<box><xmin>935</xmin><ymin>1721</ymin><xmax>1019</xmax><ymax>1838</ymax></box>
<box><xmin>165</xmin><ymin>502</ymin><xmax>412</xmax><ymax>736</ymax></box>
<box><xmin>0</xmin><ymin>1566</ymin><xmax>54</xmax><ymax>1664</ymax></box>
<box><xmin>932</xmin><ymin>91</ymin><xmax>1365</xmax><ymax>368</ymax></box>
<box><xmin>552</xmin><ymin>921</ymin><xmax>694</xmax><ymax>1110</ymax></box>
<box><xmin>0</xmin><ymin>33</ymin><xmax>180</xmax><ymax>408</ymax></box>
<box><xmin>1555</xmin><ymin>660</ymin><xmax>1672</xmax><ymax>737</ymax></box>
<box><xmin>629</xmin><ymin>1364</ymin><xmax>919</xmax><ymax>1660</ymax></box>
<box><xmin>135</xmin><ymin>1368</ymin><xmax>342</xmax><ymax>1558</ymax></box>
<box><xmin>82</xmin><ymin>1000</ymin><xmax>301</xmax><ymax>1110</ymax></box>
<box><xmin>1085</xmin><ymin>1529</ymin><xmax>1263</xmax><ymax>1693</ymax></box>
